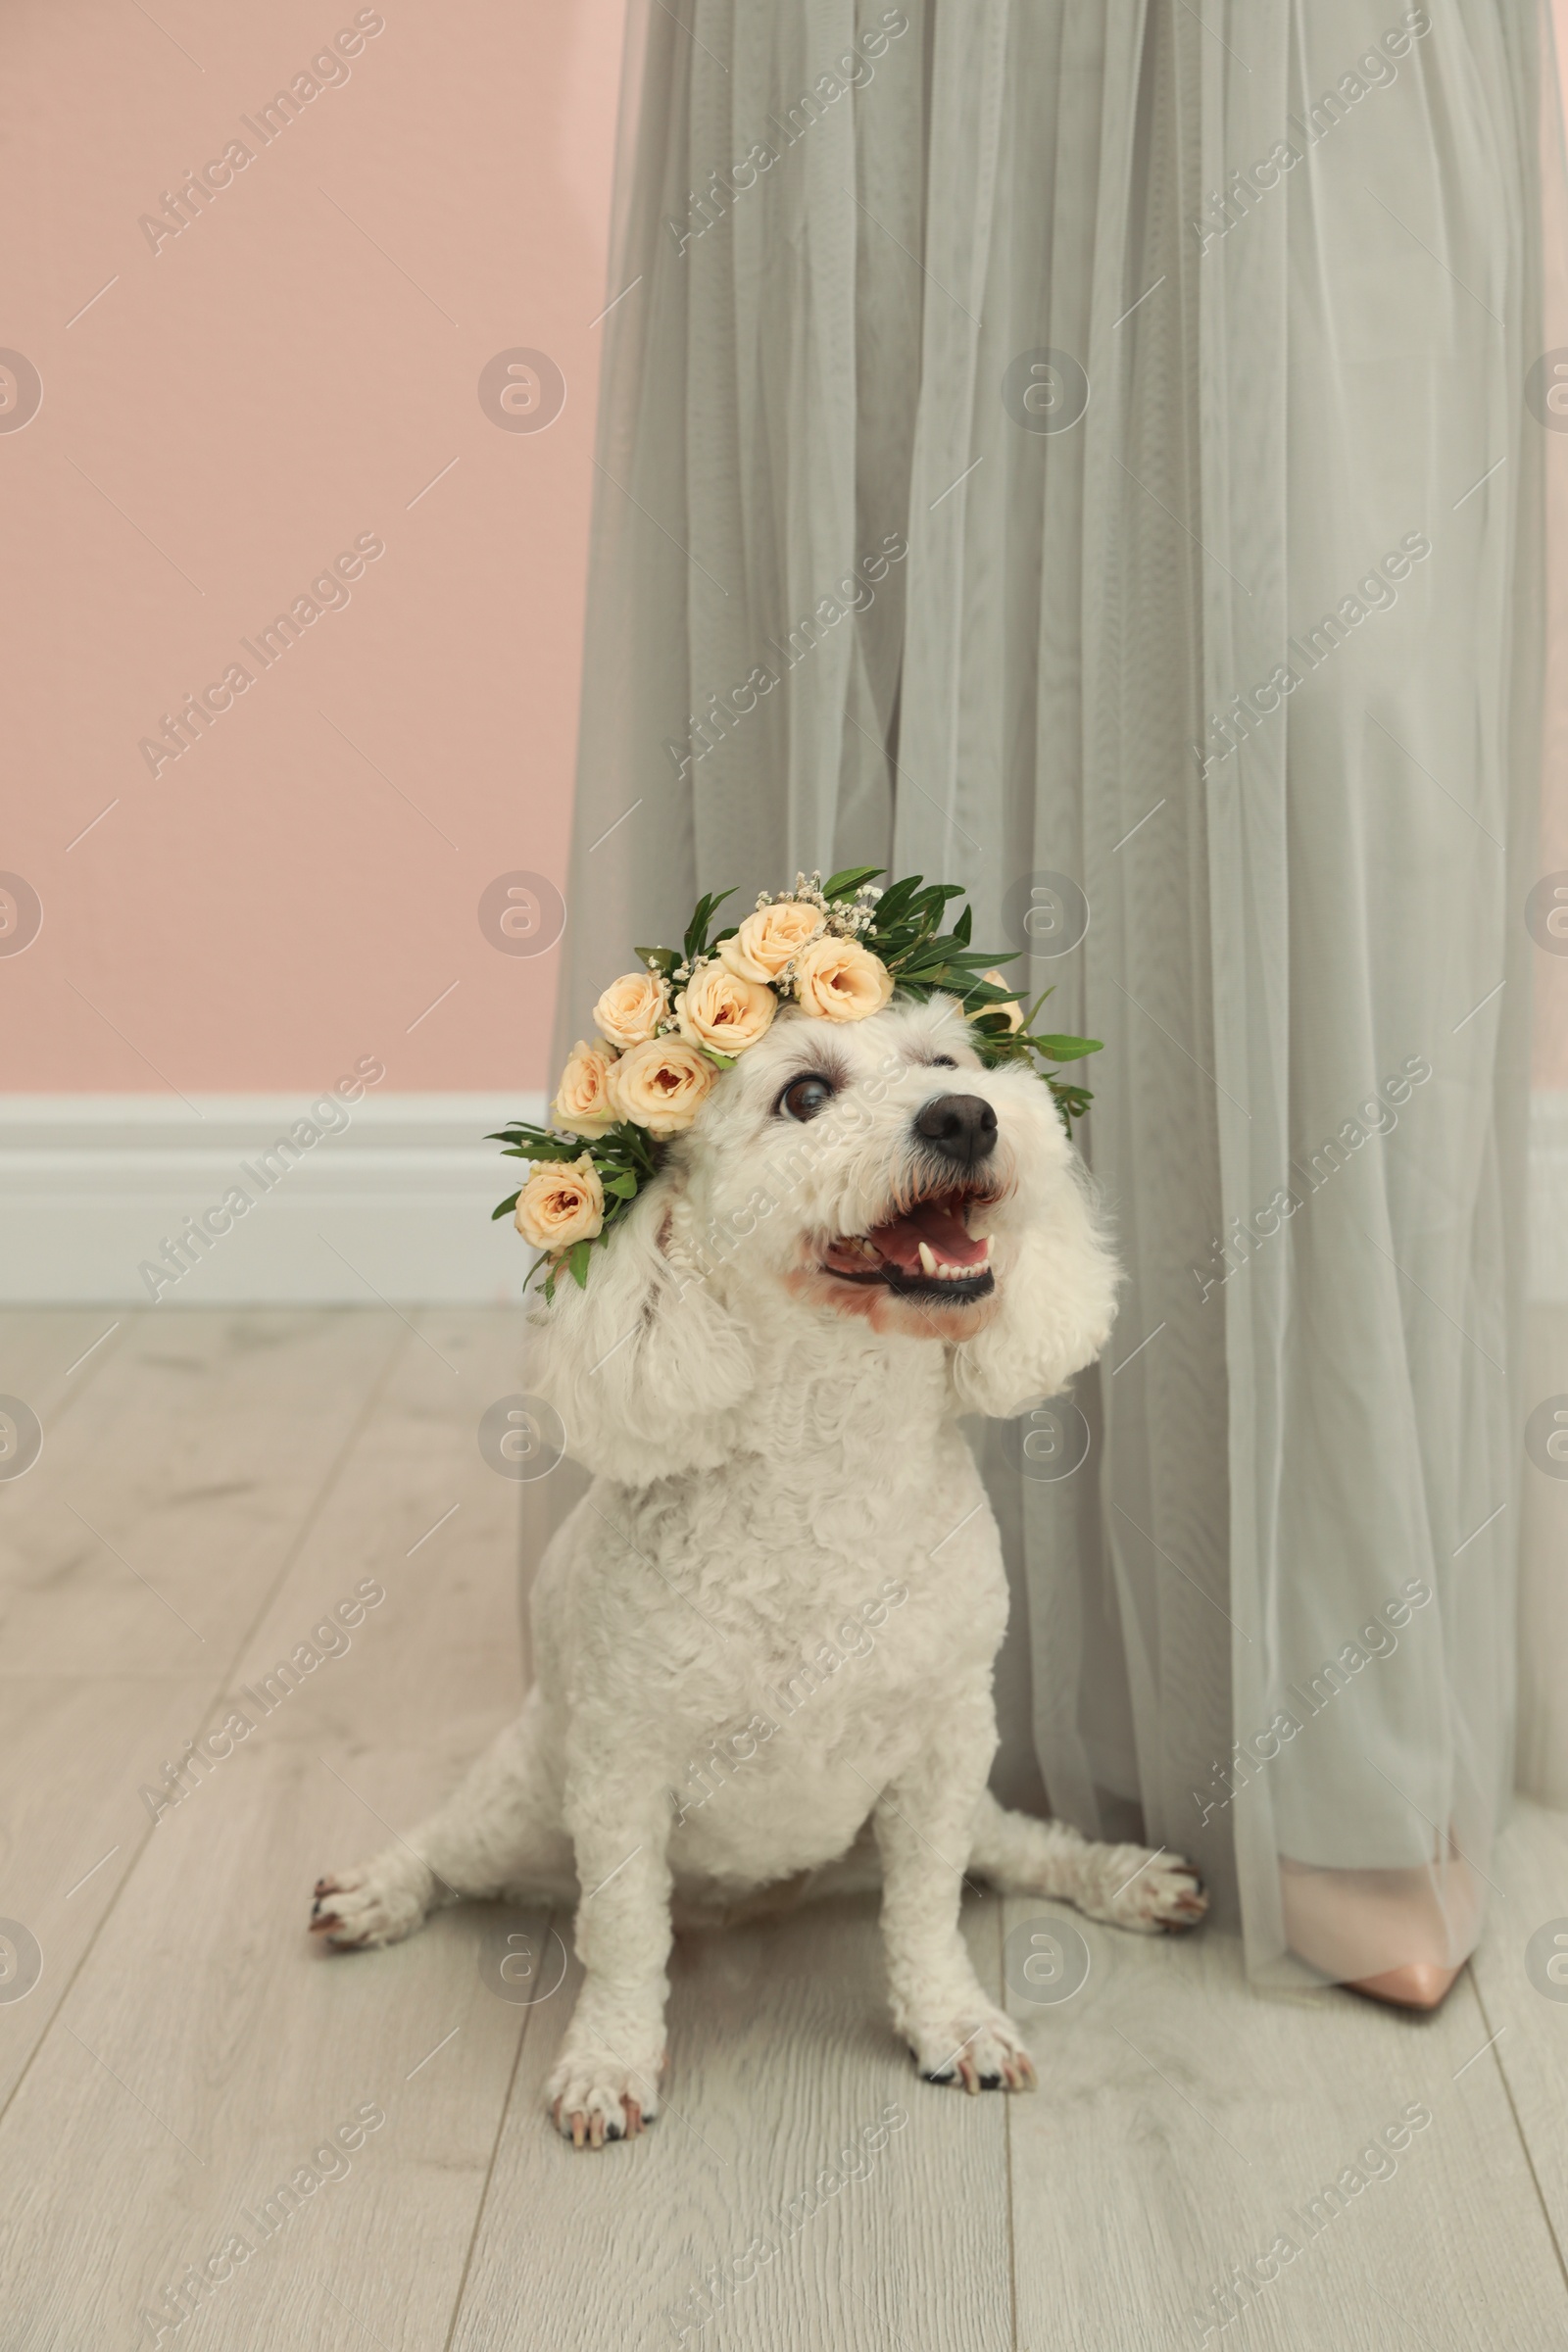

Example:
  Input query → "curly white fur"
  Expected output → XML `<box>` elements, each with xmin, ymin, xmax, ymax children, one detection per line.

<box><xmin>312</xmin><ymin>997</ymin><xmax>1206</xmax><ymax>2144</ymax></box>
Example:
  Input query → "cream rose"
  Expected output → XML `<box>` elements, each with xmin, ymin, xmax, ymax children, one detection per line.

<box><xmin>608</xmin><ymin>1036</ymin><xmax>717</xmax><ymax>1135</ymax></box>
<box><xmin>551</xmin><ymin>1039</ymin><xmax>619</xmax><ymax>1137</ymax></box>
<box><xmin>674</xmin><ymin>959</ymin><xmax>777</xmax><ymax>1055</ymax></box>
<box><xmin>975</xmin><ymin>969</ymin><xmax>1024</xmax><ymax>1032</ymax></box>
<box><xmin>792</xmin><ymin>934</ymin><xmax>895</xmax><ymax>1022</ymax></box>
<box><xmin>514</xmin><ymin>1154</ymin><xmax>605</xmax><ymax>1253</ymax></box>
<box><xmin>592</xmin><ymin>968</ymin><xmax>669</xmax><ymax>1051</ymax></box>
<box><xmin>718</xmin><ymin>899</ymin><xmax>824</xmax><ymax>984</ymax></box>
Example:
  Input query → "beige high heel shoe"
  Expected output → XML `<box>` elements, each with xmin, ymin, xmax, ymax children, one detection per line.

<box><xmin>1280</xmin><ymin>1846</ymin><xmax>1481</xmax><ymax>2009</ymax></box>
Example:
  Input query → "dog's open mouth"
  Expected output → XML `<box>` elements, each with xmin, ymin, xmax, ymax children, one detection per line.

<box><xmin>818</xmin><ymin>1190</ymin><xmax>998</xmax><ymax>1304</ymax></box>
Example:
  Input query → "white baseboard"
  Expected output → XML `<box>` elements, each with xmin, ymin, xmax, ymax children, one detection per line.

<box><xmin>0</xmin><ymin>1094</ymin><xmax>546</xmax><ymax>1305</ymax></box>
<box><xmin>1535</xmin><ymin>1092</ymin><xmax>1568</xmax><ymax>1304</ymax></box>
<box><xmin>2</xmin><ymin>1088</ymin><xmax>1562</xmax><ymax>1308</ymax></box>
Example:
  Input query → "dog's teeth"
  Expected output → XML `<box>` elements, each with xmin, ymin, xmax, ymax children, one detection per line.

<box><xmin>917</xmin><ymin>1241</ymin><xmax>939</xmax><ymax>1277</ymax></box>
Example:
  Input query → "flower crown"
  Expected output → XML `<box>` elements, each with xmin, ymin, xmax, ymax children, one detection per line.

<box><xmin>492</xmin><ymin>866</ymin><xmax>1101</xmax><ymax>1298</ymax></box>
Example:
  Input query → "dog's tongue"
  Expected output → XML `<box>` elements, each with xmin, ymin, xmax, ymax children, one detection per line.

<box><xmin>869</xmin><ymin>1199</ymin><xmax>988</xmax><ymax>1273</ymax></box>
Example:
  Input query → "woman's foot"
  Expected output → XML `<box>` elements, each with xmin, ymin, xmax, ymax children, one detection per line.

<box><xmin>1280</xmin><ymin>1849</ymin><xmax>1481</xmax><ymax>2010</ymax></box>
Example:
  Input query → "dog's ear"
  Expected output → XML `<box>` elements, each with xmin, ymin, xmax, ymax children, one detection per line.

<box><xmin>946</xmin><ymin>1121</ymin><xmax>1118</xmax><ymax>1421</ymax></box>
<box><xmin>525</xmin><ymin>1172</ymin><xmax>755</xmax><ymax>1486</ymax></box>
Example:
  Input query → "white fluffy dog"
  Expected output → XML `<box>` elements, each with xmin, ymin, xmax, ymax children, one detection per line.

<box><xmin>312</xmin><ymin>994</ymin><xmax>1206</xmax><ymax>2145</ymax></box>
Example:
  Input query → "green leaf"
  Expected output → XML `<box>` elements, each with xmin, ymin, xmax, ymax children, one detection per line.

<box><xmin>1045</xmin><ymin>1076</ymin><xmax>1095</xmax><ymax>1132</ymax></box>
<box><xmin>634</xmin><ymin>945</ymin><xmax>678</xmax><ymax>976</ymax></box>
<box><xmin>875</xmin><ymin>871</ymin><xmax>923</xmax><ymax>913</ymax></box>
<box><xmin>542</xmin><ymin>1272</ymin><xmax>557</xmax><ymax>1303</ymax></box>
<box><xmin>603</xmin><ymin>1173</ymin><xmax>639</xmax><ymax>1199</ymax></box>
<box><xmin>491</xmin><ymin>1192</ymin><xmax>520</xmax><ymax>1220</ymax></box>
<box><xmin>683</xmin><ymin>888</ymin><xmax>736</xmax><ymax>964</ymax></box>
<box><xmin>701</xmin><ymin>1047</ymin><xmax>737</xmax><ymax>1069</ymax></box>
<box><xmin>486</xmin><ymin>1124</ymin><xmax>581</xmax><ymax>1159</ymax></box>
<box><xmin>569</xmin><ymin>1240</ymin><xmax>592</xmax><ymax>1290</ymax></box>
<box><xmin>821</xmin><ymin>864</ymin><xmax>885</xmax><ymax>902</ymax></box>
<box><xmin>1033</xmin><ymin>1034</ymin><xmax>1102</xmax><ymax>1061</ymax></box>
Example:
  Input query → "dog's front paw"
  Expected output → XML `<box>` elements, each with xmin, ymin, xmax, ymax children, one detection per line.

<box><xmin>547</xmin><ymin>2040</ymin><xmax>663</xmax><ymax>2149</ymax></box>
<box><xmin>309</xmin><ymin>1849</ymin><xmax>434</xmax><ymax>1949</ymax></box>
<box><xmin>1078</xmin><ymin>1843</ymin><xmax>1208</xmax><ymax>1935</ymax></box>
<box><xmin>906</xmin><ymin>2005</ymin><xmax>1037</xmax><ymax>2094</ymax></box>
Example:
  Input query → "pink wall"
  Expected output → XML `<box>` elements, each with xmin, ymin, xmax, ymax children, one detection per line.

<box><xmin>3</xmin><ymin>4</ymin><xmax>1564</xmax><ymax>1096</ymax></box>
<box><xmin>1</xmin><ymin>0</ymin><xmax>625</xmax><ymax>1094</ymax></box>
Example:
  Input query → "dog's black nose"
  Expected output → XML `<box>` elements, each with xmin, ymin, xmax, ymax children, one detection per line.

<box><xmin>914</xmin><ymin>1092</ymin><xmax>998</xmax><ymax>1166</ymax></box>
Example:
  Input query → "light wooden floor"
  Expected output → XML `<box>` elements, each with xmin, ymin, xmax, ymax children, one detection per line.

<box><xmin>4</xmin><ymin>1308</ymin><xmax>1568</xmax><ymax>2351</ymax></box>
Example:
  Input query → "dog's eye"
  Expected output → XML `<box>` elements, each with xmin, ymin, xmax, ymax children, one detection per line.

<box><xmin>930</xmin><ymin>1054</ymin><xmax>957</xmax><ymax>1068</ymax></box>
<box><xmin>779</xmin><ymin>1074</ymin><xmax>834</xmax><ymax>1122</ymax></box>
